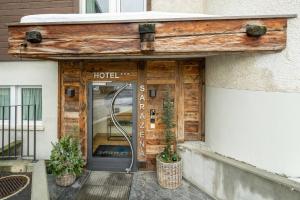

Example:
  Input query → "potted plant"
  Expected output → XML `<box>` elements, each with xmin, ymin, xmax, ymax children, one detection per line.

<box><xmin>156</xmin><ymin>90</ymin><xmax>183</xmax><ymax>189</ymax></box>
<box><xmin>49</xmin><ymin>136</ymin><xmax>84</xmax><ymax>187</ymax></box>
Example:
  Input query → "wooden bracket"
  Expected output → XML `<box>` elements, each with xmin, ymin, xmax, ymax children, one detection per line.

<box><xmin>26</xmin><ymin>31</ymin><xmax>42</xmax><ymax>43</ymax></box>
<box><xmin>139</xmin><ymin>23</ymin><xmax>155</xmax><ymax>52</ymax></box>
<box><xmin>246</xmin><ymin>25</ymin><xmax>267</xmax><ymax>37</ymax></box>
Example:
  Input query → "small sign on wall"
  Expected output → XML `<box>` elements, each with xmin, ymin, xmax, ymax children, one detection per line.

<box><xmin>138</xmin><ymin>84</ymin><xmax>146</xmax><ymax>159</ymax></box>
<box><xmin>93</xmin><ymin>72</ymin><xmax>131</xmax><ymax>79</ymax></box>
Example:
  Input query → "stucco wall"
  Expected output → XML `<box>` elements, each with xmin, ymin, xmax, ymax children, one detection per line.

<box><xmin>204</xmin><ymin>0</ymin><xmax>300</xmax><ymax>93</ymax></box>
<box><xmin>151</xmin><ymin>0</ymin><xmax>204</xmax><ymax>13</ymax></box>
<box><xmin>206</xmin><ymin>87</ymin><xmax>300</xmax><ymax>177</ymax></box>
<box><xmin>0</xmin><ymin>61</ymin><xmax>58</xmax><ymax>159</ymax></box>
<box><xmin>204</xmin><ymin>0</ymin><xmax>300</xmax><ymax>178</ymax></box>
<box><xmin>178</xmin><ymin>142</ymin><xmax>300</xmax><ymax>200</ymax></box>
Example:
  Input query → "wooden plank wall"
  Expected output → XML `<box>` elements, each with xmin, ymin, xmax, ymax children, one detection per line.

<box><xmin>59</xmin><ymin>59</ymin><xmax>205</xmax><ymax>169</ymax></box>
<box><xmin>182</xmin><ymin>60</ymin><xmax>205</xmax><ymax>140</ymax></box>
<box><xmin>144</xmin><ymin>61</ymin><xmax>177</xmax><ymax>169</ymax></box>
<box><xmin>0</xmin><ymin>0</ymin><xmax>79</xmax><ymax>60</ymax></box>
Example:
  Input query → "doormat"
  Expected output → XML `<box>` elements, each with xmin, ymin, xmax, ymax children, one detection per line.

<box><xmin>93</xmin><ymin>145</ymin><xmax>131</xmax><ymax>158</ymax></box>
<box><xmin>76</xmin><ymin>171</ymin><xmax>132</xmax><ymax>200</ymax></box>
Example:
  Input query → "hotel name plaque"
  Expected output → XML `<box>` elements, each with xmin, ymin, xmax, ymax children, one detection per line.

<box><xmin>93</xmin><ymin>72</ymin><xmax>131</xmax><ymax>79</ymax></box>
<box><xmin>138</xmin><ymin>84</ymin><xmax>146</xmax><ymax>159</ymax></box>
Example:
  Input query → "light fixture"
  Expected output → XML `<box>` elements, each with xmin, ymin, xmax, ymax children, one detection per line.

<box><xmin>65</xmin><ymin>88</ymin><xmax>75</xmax><ymax>97</ymax></box>
<box><xmin>149</xmin><ymin>88</ymin><xmax>157</xmax><ymax>97</ymax></box>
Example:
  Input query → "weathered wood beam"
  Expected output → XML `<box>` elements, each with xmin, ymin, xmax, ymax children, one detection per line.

<box><xmin>8</xmin><ymin>18</ymin><xmax>288</xmax><ymax>59</ymax></box>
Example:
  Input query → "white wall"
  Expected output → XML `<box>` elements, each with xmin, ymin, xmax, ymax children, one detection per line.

<box><xmin>152</xmin><ymin>0</ymin><xmax>204</xmax><ymax>13</ymax></box>
<box><xmin>206</xmin><ymin>87</ymin><xmax>300</xmax><ymax>177</ymax></box>
<box><xmin>0</xmin><ymin>61</ymin><xmax>58</xmax><ymax>159</ymax></box>
<box><xmin>178</xmin><ymin>142</ymin><xmax>300</xmax><ymax>200</ymax></box>
<box><xmin>204</xmin><ymin>0</ymin><xmax>300</xmax><ymax>178</ymax></box>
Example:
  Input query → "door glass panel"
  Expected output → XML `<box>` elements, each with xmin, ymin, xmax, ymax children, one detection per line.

<box><xmin>92</xmin><ymin>82</ymin><xmax>133</xmax><ymax>158</ymax></box>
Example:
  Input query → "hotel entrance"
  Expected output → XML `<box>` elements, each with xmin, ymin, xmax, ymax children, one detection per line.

<box><xmin>87</xmin><ymin>82</ymin><xmax>137</xmax><ymax>172</ymax></box>
<box><xmin>57</xmin><ymin>60</ymin><xmax>205</xmax><ymax>170</ymax></box>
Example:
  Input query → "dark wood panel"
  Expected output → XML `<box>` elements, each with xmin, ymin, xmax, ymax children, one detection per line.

<box><xmin>176</xmin><ymin>63</ymin><xmax>184</xmax><ymax>142</ymax></box>
<box><xmin>0</xmin><ymin>16</ymin><xmax>21</xmax><ymax>23</ymax></box>
<box><xmin>0</xmin><ymin>7</ymin><xmax>74</xmax><ymax>16</ymax></box>
<box><xmin>184</xmin><ymin>111</ymin><xmax>199</xmax><ymax>121</ymax></box>
<box><xmin>145</xmin><ymin>62</ymin><xmax>177</xmax><ymax>166</ymax></box>
<box><xmin>1</xmin><ymin>0</ymin><xmax>69</xmax><ymax>3</ymax></box>
<box><xmin>0</xmin><ymin>1</ymin><xmax>74</xmax><ymax>10</ymax></box>
<box><xmin>184</xmin><ymin>121</ymin><xmax>199</xmax><ymax>133</ymax></box>
<box><xmin>182</xmin><ymin>61</ymin><xmax>203</xmax><ymax>141</ymax></box>
<box><xmin>0</xmin><ymin>0</ymin><xmax>78</xmax><ymax>60</ymax></box>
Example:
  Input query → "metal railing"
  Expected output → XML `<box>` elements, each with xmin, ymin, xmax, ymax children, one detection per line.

<box><xmin>0</xmin><ymin>105</ymin><xmax>37</xmax><ymax>161</ymax></box>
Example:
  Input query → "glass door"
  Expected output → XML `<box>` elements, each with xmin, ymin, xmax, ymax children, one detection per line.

<box><xmin>88</xmin><ymin>82</ymin><xmax>137</xmax><ymax>172</ymax></box>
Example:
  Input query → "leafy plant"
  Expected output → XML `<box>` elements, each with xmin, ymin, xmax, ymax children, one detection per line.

<box><xmin>159</xmin><ymin>89</ymin><xmax>180</xmax><ymax>163</ymax></box>
<box><xmin>48</xmin><ymin>136</ymin><xmax>84</xmax><ymax>177</ymax></box>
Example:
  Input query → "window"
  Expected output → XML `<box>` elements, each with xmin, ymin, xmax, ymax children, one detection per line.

<box><xmin>86</xmin><ymin>0</ymin><xmax>109</xmax><ymax>13</ymax></box>
<box><xmin>0</xmin><ymin>88</ymin><xmax>10</xmax><ymax>120</ymax></box>
<box><xmin>0</xmin><ymin>86</ymin><xmax>42</xmax><ymax>123</ymax></box>
<box><xmin>22</xmin><ymin>88</ymin><xmax>42</xmax><ymax>121</ymax></box>
<box><xmin>83</xmin><ymin>0</ymin><xmax>146</xmax><ymax>13</ymax></box>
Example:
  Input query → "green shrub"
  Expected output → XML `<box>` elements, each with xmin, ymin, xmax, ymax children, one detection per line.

<box><xmin>48</xmin><ymin>136</ymin><xmax>84</xmax><ymax>177</ymax></box>
<box><xmin>159</xmin><ymin>89</ymin><xmax>181</xmax><ymax>163</ymax></box>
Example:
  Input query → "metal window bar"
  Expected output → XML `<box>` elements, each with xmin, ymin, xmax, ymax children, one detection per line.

<box><xmin>27</xmin><ymin>105</ymin><xmax>30</xmax><ymax>157</ymax></box>
<box><xmin>0</xmin><ymin>105</ymin><xmax>37</xmax><ymax>161</ymax></box>
<box><xmin>1</xmin><ymin>107</ymin><xmax>4</xmax><ymax>158</ymax></box>
<box><xmin>14</xmin><ymin>106</ymin><xmax>17</xmax><ymax>157</ymax></box>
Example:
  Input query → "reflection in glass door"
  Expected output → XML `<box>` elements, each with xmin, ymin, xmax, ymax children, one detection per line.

<box><xmin>88</xmin><ymin>82</ymin><xmax>137</xmax><ymax>172</ymax></box>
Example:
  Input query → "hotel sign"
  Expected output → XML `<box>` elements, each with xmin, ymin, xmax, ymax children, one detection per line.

<box><xmin>138</xmin><ymin>84</ymin><xmax>146</xmax><ymax>159</ymax></box>
<box><xmin>93</xmin><ymin>72</ymin><xmax>131</xmax><ymax>79</ymax></box>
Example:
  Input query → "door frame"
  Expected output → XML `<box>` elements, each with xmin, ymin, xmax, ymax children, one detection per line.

<box><xmin>87</xmin><ymin>81</ymin><xmax>138</xmax><ymax>172</ymax></box>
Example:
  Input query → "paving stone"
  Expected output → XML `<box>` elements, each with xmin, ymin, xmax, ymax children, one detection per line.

<box><xmin>129</xmin><ymin>172</ymin><xmax>213</xmax><ymax>200</ymax></box>
<box><xmin>48</xmin><ymin>171</ymin><xmax>213</xmax><ymax>200</ymax></box>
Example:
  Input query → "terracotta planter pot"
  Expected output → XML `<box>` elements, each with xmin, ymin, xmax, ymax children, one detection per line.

<box><xmin>55</xmin><ymin>174</ymin><xmax>76</xmax><ymax>187</ymax></box>
<box><xmin>156</xmin><ymin>155</ymin><xmax>183</xmax><ymax>189</ymax></box>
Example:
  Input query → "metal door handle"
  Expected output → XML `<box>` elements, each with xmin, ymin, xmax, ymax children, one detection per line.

<box><xmin>110</xmin><ymin>84</ymin><xmax>134</xmax><ymax>173</ymax></box>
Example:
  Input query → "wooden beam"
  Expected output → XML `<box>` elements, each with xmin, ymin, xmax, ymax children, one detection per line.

<box><xmin>176</xmin><ymin>62</ymin><xmax>184</xmax><ymax>142</ymax></box>
<box><xmin>8</xmin><ymin>18</ymin><xmax>287</xmax><ymax>59</ymax></box>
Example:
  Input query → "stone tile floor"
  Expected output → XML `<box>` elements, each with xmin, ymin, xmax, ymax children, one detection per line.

<box><xmin>48</xmin><ymin>171</ymin><xmax>213</xmax><ymax>200</ymax></box>
<box><xmin>129</xmin><ymin>171</ymin><xmax>213</xmax><ymax>200</ymax></box>
<box><xmin>48</xmin><ymin>170</ymin><xmax>90</xmax><ymax>200</ymax></box>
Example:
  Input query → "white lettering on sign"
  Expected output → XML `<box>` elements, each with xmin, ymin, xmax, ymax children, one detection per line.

<box><xmin>139</xmin><ymin>113</ymin><xmax>145</xmax><ymax>120</ymax></box>
<box><xmin>139</xmin><ymin>121</ymin><xmax>145</xmax><ymax>129</ymax></box>
<box><xmin>139</xmin><ymin>94</ymin><xmax>145</xmax><ymax>101</ymax></box>
<box><xmin>139</xmin><ymin>85</ymin><xmax>145</xmax><ymax>92</ymax></box>
<box><xmin>139</xmin><ymin>104</ymin><xmax>145</xmax><ymax>110</ymax></box>
<box><xmin>138</xmin><ymin>84</ymin><xmax>146</xmax><ymax>158</ymax></box>
<box><xmin>93</xmin><ymin>72</ymin><xmax>130</xmax><ymax>79</ymax></box>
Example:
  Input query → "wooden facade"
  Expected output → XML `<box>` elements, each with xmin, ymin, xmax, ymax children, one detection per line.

<box><xmin>59</xmin><ymin>59</ymin><xmax>205</xmax><ymax>169</ymax></box>
<box><xmin>6</xmin><ymin>14</ymin><xmax>295</xmax><ymax>169</ymax></box>
<box><xmin>7</xmin><ymin>16</ymin><xmax>291</xmax><ymax>60</ymax></box>
<box><xmin>0</xmin><ymin>0</ymin><xmax>79</xmax><ymax>61</ymax></box>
